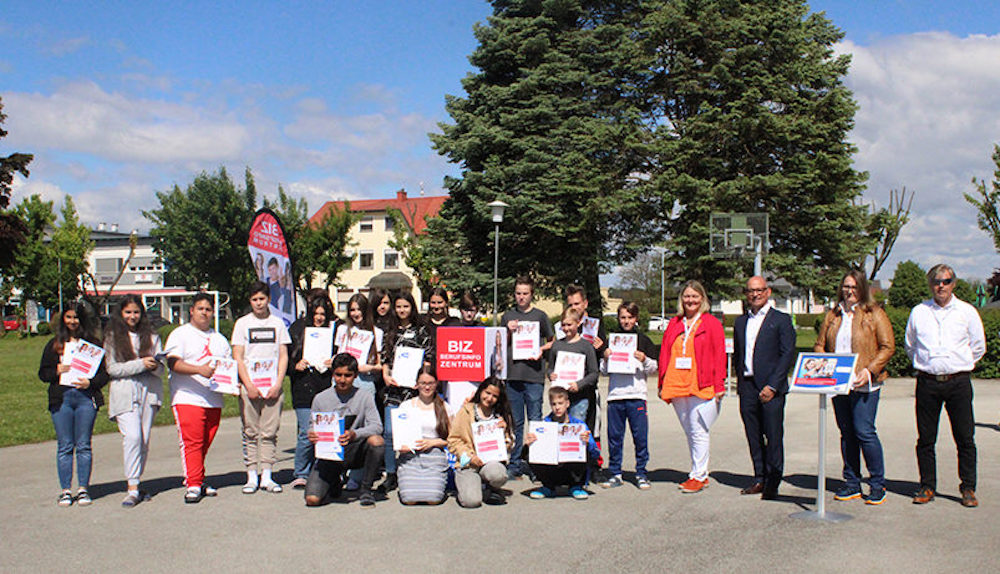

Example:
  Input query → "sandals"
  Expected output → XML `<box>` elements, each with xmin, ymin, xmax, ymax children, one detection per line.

<box><xmin>184</xmin><ymin>487</ymin><xmax>204</xmax><ymax>504</ymax></box>
<box><xmin>122</xmin><ymin>493</ymin><xmax>141</xmax><ymax>508</ymax></box>
<box><xmin>259</xmin><ymin>480</ymin><xmax>283</xmax><ymax>493</ymax></box>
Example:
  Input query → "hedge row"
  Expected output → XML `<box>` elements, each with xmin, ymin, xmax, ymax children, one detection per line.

<box><xmin>157</xmin><ymin>319</ymin><xmax>235</xmax><ymax>343</ymax></box>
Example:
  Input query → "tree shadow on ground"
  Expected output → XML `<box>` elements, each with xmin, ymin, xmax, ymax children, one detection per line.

<box><xmin>646</xmin><ymin>468</ymin><xmax>689</xmax><ymax>487</ymax></box>
<box><xmin>88</xmin><ymin>470</ymin><xmax>247</xmax><ymax>501</ymax></box>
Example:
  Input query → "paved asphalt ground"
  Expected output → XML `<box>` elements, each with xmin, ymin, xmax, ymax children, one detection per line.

<box><xmin>2</xmin><ymin>378</ymin><xmax>999</xmax><ymax>573</ymax></box>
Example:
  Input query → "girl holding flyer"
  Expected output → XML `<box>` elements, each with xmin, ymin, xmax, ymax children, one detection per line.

<box><xmin>38</xmin><ymin>302</ymin><xmax>108</xmax><ymax>507</ymax></box>
<box><xmin>599</xmin><ymin>301</ymin><xmax>658</xmax><ymax>490</ymax></box>
<box><xmin>447</xmin><ymin>378</ymin><xmax>514</xmax><ymax>507</ymax></box>
<box><xmin>336</xmin><ymin>294</ymin><xmax>384</xmax><ymax>397</ymax></box>
<box><xmin>379</xmin><ymin>291</ymin><xmax>432</xmax><ymax>492</ymax></box>
<box><xmin>396</xmin><ymin>367</ymin><xmax>451</xmax><ymax>505</ymax></box>
<box><xmin>335</xmin><ymin>293</ymin><xmax>384</xmax><ymax>491</ymax></box>
<box><xmin>288</xmin><ymin>294</ymin><xmax>338</xmax><ymax>489</ymax></box>
<box><xmin>658</xmin><ymin>281</ymin><xmax>726</xmax><ymax>494</ymax></box>
<box><xmin>104</xmin><ymin>295</ymin><xmax>164</xmax><ymax>507</ymax></box>
<box><xmin>232</xmin><ymin>281</ymin><xmax>291</xmax><ymax>494</ymax></box>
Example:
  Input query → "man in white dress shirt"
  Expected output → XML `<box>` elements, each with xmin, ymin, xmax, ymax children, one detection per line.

<box><xmin>905</xmin><ymin>264</ymin><xmax>986</xmax><ymax>507</ymax></box>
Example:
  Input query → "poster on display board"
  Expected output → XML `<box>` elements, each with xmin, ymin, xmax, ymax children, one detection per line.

<box><xmin>789</xmin><ymin>352</ymin><xmax>858</xmax><ymax>395</ymax></box>
<box><xmin>248</xmin><ymin>208</ymin><xmax>297</xmax><ymax>327</ymax></box>
<box><xmin>436</xmin><ymin>327</ymin><xmax>508</xmax><ymax>382</ymax></box>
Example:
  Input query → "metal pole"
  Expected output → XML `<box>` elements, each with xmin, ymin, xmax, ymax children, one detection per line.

<box><xmin>790</xmin><ymin>392</ymin><xmax>851</xmax><ymax>522</ymax></box>
<box><xmin>659</xmin><ymin>249</ymin><xmax>665</xmax><ymax>329</ymax></box>
<box><xmin>493</xmin><ymin>222</ymin><xmax>500</xmax><ymax>326</ymax></box>
<box><xmin>213</xmin><ymin>291</ymin><xmax>219</xmax><ymax>333</ymax></box>
<box><xmin>58</xmin><ymin>257</ymin><xmax>63</xmax><ymax>314</ymax></box>
<box><xmin>817</xmin><ymin>393</ymin><xmax>827</xmax><ymax>518</ymax></box>
<box><xmin>754</xmin><ymin>237</ymin><xmax>763</xmax><ymax>277</ymax></box>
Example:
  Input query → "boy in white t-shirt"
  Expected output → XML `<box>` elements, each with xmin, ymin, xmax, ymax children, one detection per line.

<box><xmin>165</xmin><ymin>293</ymin><xmax>231</xmax><ymax>503</ymax></box>
<box><xmin>232</xmin><ymin>281</ymin><xmax>291</xmax><ymax>494</ymax></box>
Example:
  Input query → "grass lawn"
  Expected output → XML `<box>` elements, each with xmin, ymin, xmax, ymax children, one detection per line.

<box><xmin>0</xmin><ymin>334</ymin><xmax>290</xmax><ymax>448</ymax></box>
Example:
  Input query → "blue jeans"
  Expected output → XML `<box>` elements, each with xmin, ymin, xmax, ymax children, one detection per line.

<box><xmin>606</xmin><ymin>399</ymin><xmax>649</xmax><ymax>477</ymax></box>
<box><xmin>832</xmin><ymin>390</ymin><xmax>885</xmax><ymax>490</ymax></box>
<box><xmin>507</xmin><ymin>381</ymin><xmax>544</xmax><ymax>468</ymax></box>
<box><xmin>50</xmin><ymin>388</ymin><xmax>97</xmax><ymax>490</ymax></box>
<box><xmin>293</xmin><ymin>407</ymin><xmax>315</xmax><ymax>480</ymax></box>
<box><xmin>569</xmin><ymin>397</ymin><xmax>589</xmax><ymax>422</ymax></box>
<box><xmin>384</xmin><ymin>404</ymin><xmax>398</xmax><ymax>473</ymax></box>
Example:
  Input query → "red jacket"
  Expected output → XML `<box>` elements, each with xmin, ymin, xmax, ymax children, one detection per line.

<box><xmin>658</xmin><ymin>314</ymin><xmax>726</xmax><ymax>395</ymax></box>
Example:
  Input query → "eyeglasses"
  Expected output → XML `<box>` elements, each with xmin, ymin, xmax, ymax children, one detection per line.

<box><xmin>931</xmin><ymin>277</ymin><xmax>955</xmax><ymax>287</ymax></box>
<box><xmin>744</xmin><ymin>288</ymin><xmax>768</xmax><ymax>295</ymax></box>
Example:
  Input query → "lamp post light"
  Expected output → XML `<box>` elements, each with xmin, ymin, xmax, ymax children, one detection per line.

<box><xmin>488</xmin><ymin>200</ymin><xmax>509</xmax><ymax>326</ymax></box>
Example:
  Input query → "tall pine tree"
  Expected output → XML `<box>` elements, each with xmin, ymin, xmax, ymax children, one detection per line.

<box><xmin>643</xmin><ymin>0</ymin><xmax>869</xmax><ymax>294</ymax></box>
<box><xmin>428</xmin><ymin>0</ymin><xmax>655</xmax><ymax>313</ymax></box>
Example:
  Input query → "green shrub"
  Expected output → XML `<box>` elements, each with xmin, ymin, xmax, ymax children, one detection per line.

<box><xmin>36</xmin><ymin>322</ymin><xmax>51</xmax><ymax>336</ymax></box>
<box><xmin>794</xmin><ymin>313</ymin><xmax>824</xmax><ymax>330</ymax></box>
<box><xmin>883</xmin><ymin>306</ymin><xmax>913</xmax><ymax>378</ymax></box>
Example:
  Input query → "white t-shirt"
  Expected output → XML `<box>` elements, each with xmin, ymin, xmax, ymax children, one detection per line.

<box><xmin>165</xmin><ymin>323</ymin><xmax>231</xmax><ymax>408</ymax></box>
<box><xmin>231</xmin><ymin>313</ymin><xmax>291</xmax><ymax>361</ymax></box>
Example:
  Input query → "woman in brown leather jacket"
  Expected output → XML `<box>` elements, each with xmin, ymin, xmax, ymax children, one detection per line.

<box><xmin>814</xmin><ymin>270</ymin><xmax>894</xmax><ymax>505</ymax></box>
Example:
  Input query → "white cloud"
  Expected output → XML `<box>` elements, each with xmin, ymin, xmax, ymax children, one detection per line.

<box><xmin>839</xmin><ymin>33</ymin><xmax>1000</xmax><ymax>280</ymax></box>
<box><xmin>5</xmin><ymin>81</ymin><xmax>250</xmax><ymax>163</ymax></box>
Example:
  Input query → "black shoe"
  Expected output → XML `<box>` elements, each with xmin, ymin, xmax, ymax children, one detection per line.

<box><xmin>359</xmin><ymin>490</ymin><xmax>376</xmax><ymax>508</ymax></box>
<box><xmin>761</xmin><ymin>488</ymin><xmax>778</xmax><ymax>501</ymax></box>
<box><xmin>379</xmin><ymin>473</ymin><xmax>397</xmax><ymax>493</ymax></box>
<box><xmin>484</xmin><ymin>488</ymin><xmax>506</xmax><ymax>506</ymax></box>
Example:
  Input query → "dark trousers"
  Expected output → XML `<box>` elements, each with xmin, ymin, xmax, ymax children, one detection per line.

<box><xmin>738</xmin><ymin>381</ymin><xmax>785</xmax><ymax>490</ymax></box>
<box><xmin>606</xmin><ymin>399</ymin><xmax>649</xmax><ymax>477</ymax></box>
<box><xmin>305</xmin><ymin>438</ymin><xmax>385</xmax><ymax>504</ymax></box>
<box><xmin>529</xmin><ymin>461</ymin><xmax>588</xmax><ymax>490</ymax></box>
<box><xmin>915</xmin><ymin>374</ymin><xmax>976</xmax><ymax>491</ymax></box>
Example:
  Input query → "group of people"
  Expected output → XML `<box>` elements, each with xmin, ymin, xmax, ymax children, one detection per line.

<box><xmin>38</xmin><ymin>263</ymin><xmax>986</xmax><ymax>509</ymax></box>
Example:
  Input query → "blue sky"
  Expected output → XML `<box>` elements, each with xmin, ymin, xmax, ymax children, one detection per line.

<box><xmin>3</xmin><ymin>1</ymin><xmax>1000</xmax><ymax>282</ymax></box>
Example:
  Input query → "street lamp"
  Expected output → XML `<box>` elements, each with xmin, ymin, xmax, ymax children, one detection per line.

<box><xmin>652</xmin><ymin>246</ymin><xmax>666</xmax><ymax>330</ymax></box>
<box><xmin>488</xmin><ymin>200</ymin><xmax>509</xmax><ymax>326</ymax></box>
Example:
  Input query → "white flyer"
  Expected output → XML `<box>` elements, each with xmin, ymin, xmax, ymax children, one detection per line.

<box><xmin>343</xmin><ymin>329</ymin><xmax>375</xmax><ymax>363</ymax></box>
<box><xmin>391</xmin><ymin>346</ymin><xmax>424</xmax><ymax>388</ymax></box>
<box><xmin>208</xmin><ymin>356</ymin><xmax>240</xmax><ymax>395</ymax></box>
<box><xmin>59</xmin><ymin>341</ymin><xmax>104</xmax><ymax>387</ymax></box>
<box><xmin>313</xmin><ymin>412</ymin><xmax>344</xmax><ymax>461</ymax></box>
<box><xmin>557</xmin><ymin>422</ymin><xmax>588</xmax><ymax>463</ymax></box>
<box><xmin>552</xmin><ymin>351</ymin><xmax>586</xmax><ymax>389</ymax></box>
<box><xmin>579</xmin><ymin>316</ymin><xmax>600</xmax><ymax>343</ymax></box>
<box><xmin>607</xmin><ymin>333</ymin><xmax>638</xmax><ymax>374</ymax></box>
<box><xmin>511</xmin><ymin>321</ymin><xmax>540</xmax><ymax>360</ymax></box>
<box><xmin>390</xmin><ymin>408</ymin><xmax>423</xmax><ymax>452</ymax></box>
<box><xmin>303</xmin><ymin>327</ymin><xmax>334</xmax><ymax>371</ymax></box>
<box><xmin>248</xmin><ymin>358</ymin><xmax>278</xmax><ymax>394</ymax></box>
<box><xmin>527</xmin><ymin>420</ymin><xmax>559</xmax><ymax>465</ymax></box>
<box><xmin>446</xmin><ymin>381</ymin><xmax>479</xmax><ymax>416</ymax></box>
<box><xmin>472</xmin><ymin>419</ymin><xmax>508</xmax><ymax>463</ymax></box>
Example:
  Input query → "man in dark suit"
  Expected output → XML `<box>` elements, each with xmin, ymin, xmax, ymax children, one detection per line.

<box><xmin>733</xmin><ymin>276</ymin><xmax>796</xmax><ymax>499</ymax></box>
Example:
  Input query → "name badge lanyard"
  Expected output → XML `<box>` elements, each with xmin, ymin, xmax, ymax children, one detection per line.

<box><xmin>682</xmin><ymin>314</ymin><xmax>701</xmax><ymax>356</ymax></box>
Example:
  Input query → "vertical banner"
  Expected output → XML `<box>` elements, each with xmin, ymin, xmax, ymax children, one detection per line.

<box><xmin>248</xmin><ymin>208</ymin><xmax>297</xmax><ymax>326</ymax></box>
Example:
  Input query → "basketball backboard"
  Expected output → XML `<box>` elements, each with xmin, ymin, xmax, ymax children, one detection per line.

<box><xmin>709</xmin><ymin>213</ymin><xmax>769</xmax><ymax>258</ymax></box>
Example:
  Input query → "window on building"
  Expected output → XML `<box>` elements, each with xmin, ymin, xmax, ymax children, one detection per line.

<box><xmin>360</xmin><ymin>216</ymin><xmax>374</xmax><ymax>232</ymax></box>
<box><xmin>384</xmin><ymin>249</ymin><xmax>399</xmax><ymax>269</ymax></box>
<box><xmin>384</xmin><ymin>215</ymin><xmax>395</xmax><ymax>231</ymax></box>
<box><xmin>359</xmin><ymin>250</ymin><xmax>374</xmax><ymax>270</ymax></box>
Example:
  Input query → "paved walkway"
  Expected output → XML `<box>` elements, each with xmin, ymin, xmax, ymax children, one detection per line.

<box><xmin>2</xmin><ymin>379</ymin><xmax>999</xmax><ymax>573</ymax></box>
